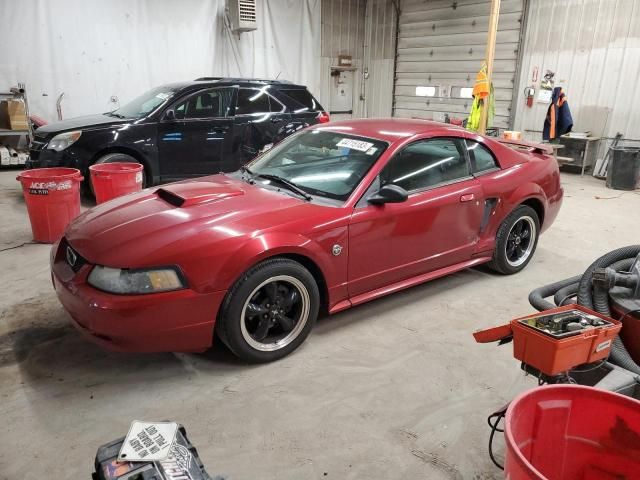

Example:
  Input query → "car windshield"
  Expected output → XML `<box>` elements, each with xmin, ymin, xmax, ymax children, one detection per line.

<box><xmin>109</xmin><ymin>86</ymin><xmax>178</xmax><ymax>119</ymax></box>
<box><xmin>247</xmin><ymin>129</ymin><xmax>387</xmax><ymax>201</ymax></box>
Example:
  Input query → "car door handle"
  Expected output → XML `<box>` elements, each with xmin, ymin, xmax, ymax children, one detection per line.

<box><xmin>212</xmin><ymin>126</ymin><xmax>229</xmax><ymax>133</ymax></box>
<box><xmin>270</xmin><ymin>117</ymin><xmax>282</xmax><ymax>123</ymax></box>
<box><xmin>460</xmin><ymin>193</ymin><xmax>475</xmax><ymax>202</ymax></box>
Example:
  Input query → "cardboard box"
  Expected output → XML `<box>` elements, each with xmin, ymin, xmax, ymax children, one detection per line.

<box><xmin>0</xmin><ymin>100</ymin><xmax>28</xmax><ymax>130</ymax></box>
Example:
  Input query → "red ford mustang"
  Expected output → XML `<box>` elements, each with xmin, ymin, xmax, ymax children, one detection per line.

<box><xmin>51</xmin><ymin>119</ymin><xmax>563</xmax><ymax>362</ymax></box>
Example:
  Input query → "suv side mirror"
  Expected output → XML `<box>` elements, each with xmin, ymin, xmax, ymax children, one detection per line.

<box><xmin>367</xmin><ymin>184</ymin><xmax>409</xmax><ymax>205</ymax></box>
<box><xmin>164</xmin><ymin>109</ymin><xmax>176</xmax><ymax>121</ymax></box>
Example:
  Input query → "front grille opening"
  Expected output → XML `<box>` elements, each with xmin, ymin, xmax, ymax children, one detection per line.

<box><xmin>60</xmin><ymin>238</ymin><xmax>86</xmax><ymax>272</ymax></box>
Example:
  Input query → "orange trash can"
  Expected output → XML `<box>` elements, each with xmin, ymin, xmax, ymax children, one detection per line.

<box><xmin>504</xmin><ymin>385</ymin><xmax>640</xmax><ymax>479</ymax></box>
<box><xmin>89</xmin><ymin>162</ymin><xmax>144</xmax><ymax>204</ymax></box>
<box><xmin>16</xmin><ymin>168</ymin><xmax>83</xmax><ymax>243</ymax></box>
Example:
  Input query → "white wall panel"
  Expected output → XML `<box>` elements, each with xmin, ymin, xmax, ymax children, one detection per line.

<box><xmin>394</xmin><ymin>0</ymin><xmax>526</xmax><ymax>128</ymax></box>
<box><xmin>320</xmin><ymin>0</ymin><xmax>366</xmax><ymax>117</ymax></box>
<box><xmin>319</xmin><ymin>0</ymin><xmax>396</xmax><ymax>118</ymax></box>
<box><xmin>362</xmin><ymin>0</ymin><xmax>397</xmax><ymax>117</ymax></box>
<box><xmin>514</xmin><ymin>0</ymin><xmax>640</xmax><ymax>151</ymax></box>
<box><xmin>0</xmin><ymin>0</ymin><xmax>321</xmax><ymax>121</ymax></box>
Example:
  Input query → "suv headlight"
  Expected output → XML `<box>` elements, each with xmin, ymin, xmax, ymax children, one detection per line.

<box><xmin>87</xmin><ymin>265</ymin><xmax>186</xmax><ymax>294</ymax></box>
<box><xmin>48</xmin><ymin>130</ymin><xmax>82</xmax><ymax>151</ymax></box>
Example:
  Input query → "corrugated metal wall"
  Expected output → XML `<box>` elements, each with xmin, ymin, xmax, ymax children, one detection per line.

<box><xmin>514</xmin><ymin>0</ymin><xmax>640</xmax><ymax>149</ymax></box>
<box><xmin>319</xmin><ymin>0</ymin><xmax>396</xmax><ymax>118</ymax></box>
<box><xmin>394</xmin><ymin>0</ymin><xmax>526</xmax><ymax>128</ymax></box>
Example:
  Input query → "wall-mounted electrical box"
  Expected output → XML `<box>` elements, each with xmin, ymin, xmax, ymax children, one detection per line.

<box><xmin>227</xmin><ymin>0</ymin><xmax>258</xmax><ymax>33</ymax></box>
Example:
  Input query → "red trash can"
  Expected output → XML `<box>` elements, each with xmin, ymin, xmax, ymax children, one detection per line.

<box><xmin>16</xmin><ymin>168</ymin><xmax>83</xmax><ymax>243</ymax></box>
<box><xmin>504</xmin><ymin>385</ymin><xmax>640</xmax><ymax>479</ymax></box>
<box><xmin>89</xmin><ymin>162</ymin><xmax>144</xmax><ymax>204</ymax></box>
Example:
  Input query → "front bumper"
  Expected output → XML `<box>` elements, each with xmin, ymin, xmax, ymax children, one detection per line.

<box><xmin>51</xmin><ymin>239</ymin><xmax>226</xmax><ymax>353</ymax></box>
<box><xmin>27</xmin><ymin>147</ymin><xmax>85</xmax><ymax>172</ymax></box>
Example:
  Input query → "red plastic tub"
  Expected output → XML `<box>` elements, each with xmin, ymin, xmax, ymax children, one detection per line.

<box><xmin>505</xmin><ymin>385</ymin><xmax>640</xmax><ymax>479</ymax></box>
<box><xmin>89</xmin><ymin>162</ymin><xmax>144</xmax><ymax>204</ymax></box>
<box><xmin>17</xmin><ymin>168</ymin><xmax>83</xmax><ymax>243</ymax></box>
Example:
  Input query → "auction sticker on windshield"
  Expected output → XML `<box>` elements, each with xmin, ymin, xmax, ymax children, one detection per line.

<box><xmin>336</xmin><ymin>138</ymin><xmax>374</xmax><ymax>152</ymax></box>
<box><xmin>118</xmin><ymin>421</ymin><xmax>178</xmax><ymax>462</ymax></box>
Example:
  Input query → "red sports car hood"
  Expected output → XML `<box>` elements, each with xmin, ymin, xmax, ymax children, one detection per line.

<box><xmin>65</xmin><ymin>175</ymin><xmax>331</xmax><ymax>267</ymax></box>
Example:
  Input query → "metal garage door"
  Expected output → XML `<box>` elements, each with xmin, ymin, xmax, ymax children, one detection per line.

<box><xmin>394</xmin><ymin>0</ymin><xmax>525</xmax><ymax>129</ymax></box>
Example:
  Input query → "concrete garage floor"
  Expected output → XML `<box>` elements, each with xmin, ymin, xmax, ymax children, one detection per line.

<box><xmin>0</xmin><ymin>169</ymin><xmax>638</xmax><ymax>480</ymax></box>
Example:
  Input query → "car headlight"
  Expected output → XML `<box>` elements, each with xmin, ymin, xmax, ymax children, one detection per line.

<box><xmin>48</xmin><ymin>130</ymin><xmax>82</xmax><ymax>151</ymax></box>
<box><xmin>87</xmin><ymin>265</ymin><xmax>186</xmax><ymax>294</ymax></box>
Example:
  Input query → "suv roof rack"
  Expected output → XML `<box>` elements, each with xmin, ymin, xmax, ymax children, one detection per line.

<box><xmin>194</xmin><ymin>77</ymin><xmax>294</xmax><ymax>85</ymax></box>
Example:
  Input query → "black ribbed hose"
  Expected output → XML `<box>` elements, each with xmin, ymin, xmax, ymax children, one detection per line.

<box><xmin>554</xmin><ymin>281</ymin><xmax>580</xmax><ymax>306</ymax></box>
<box><xmin>577</xmin><ymin>246</ymin><xmax>640</xmax><ymax>309</ymax></box>
<box><xmin>576</xmin><ymin>246</ymin><xmax>640</xmax><ymax>375</ymax></box>
<box><xmin>529</xmin><ymin>275</ymin><xmax>582</xmax><ymax>311</ymax></box>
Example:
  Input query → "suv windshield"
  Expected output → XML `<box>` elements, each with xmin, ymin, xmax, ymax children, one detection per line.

<box><xmin>247</xmin><ymin>129</ymin><xmax>387</xmax><ymax>201</ymax></box>
<box><xmin>110</xmin><ymin>86</ymin><xmax>178</xmax><ymax>119</ymax></box>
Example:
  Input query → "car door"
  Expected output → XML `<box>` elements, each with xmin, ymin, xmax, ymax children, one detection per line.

<box><xmin>233</xmin><ymin>87</ymin><xmax>292</xmax><ymax>165</ymax></box>
<box><xmin>157</xmin><ymin>87</ymin><xmax>235</xmax><ymax>181</ymax></box>
<box><xmin>348</xmin><ymin>137</ymin><xmax>485</xmax><ymax>297</ymax></box>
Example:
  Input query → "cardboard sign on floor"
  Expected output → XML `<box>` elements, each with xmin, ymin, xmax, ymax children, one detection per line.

<box><xmin>117</xmin><ymin>420</ymin><xmax>178</xmax><ymax>462</ymax></box>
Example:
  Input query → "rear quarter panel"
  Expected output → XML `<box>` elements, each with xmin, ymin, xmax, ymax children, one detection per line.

<box><xmin>473</xmin><ymin>144</ymin><xmax>563</xmax><ymax>254</ymax></box>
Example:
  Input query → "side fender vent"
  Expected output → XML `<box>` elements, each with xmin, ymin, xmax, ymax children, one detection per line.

<box><xmin>156</xmin><ymin>188</ymin><xmax>185</xmax><ymax>207</ymax></box>
<box><xmin>480</xmin><ymin>198</ymin><xmax>499</xmax><ymax>232</ymax></box>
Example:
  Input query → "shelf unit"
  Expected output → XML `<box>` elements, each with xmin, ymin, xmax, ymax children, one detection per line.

<box><xmin>0</xmin><ymin>83</ymin><xmax>33</xmax><ymax>145</ymax></box>
<box><xmin>0</xmin><ymin>83</ymin><xmax>32</xmax><ymax>167</ymax></box>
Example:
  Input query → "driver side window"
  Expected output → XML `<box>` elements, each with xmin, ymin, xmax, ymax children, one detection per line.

<box><xmin>172</xmin><ymin>88</ymin><xmax>234</xmax><ymax>120</ymax></box>
<box><xmin>380</xmin><ymin>138</ymin><xmax>469</xmax><ymax>192</ymax></box>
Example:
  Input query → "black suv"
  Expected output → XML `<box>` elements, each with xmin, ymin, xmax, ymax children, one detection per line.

<box><xmin>27</xmin><ymin>78</ymin><xmax>328</xmax><ymax>189</ymax></box>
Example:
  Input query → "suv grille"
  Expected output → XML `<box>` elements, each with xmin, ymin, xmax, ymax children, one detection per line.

<box><xmin>31</xmin><ymin>134</ymin><xmax>49</xmax><ymax>151</ymax></box>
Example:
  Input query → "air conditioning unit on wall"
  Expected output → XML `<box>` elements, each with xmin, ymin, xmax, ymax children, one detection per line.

<box><xmin>227</xmin><ymin>0</ymin><xmax>258</xmax><ymax>33</ymax></box>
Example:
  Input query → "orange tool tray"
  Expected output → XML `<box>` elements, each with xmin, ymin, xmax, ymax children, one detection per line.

<box><xmin>510</xmin><ymin>304</ymin><xmax>622</xmax><ymax>376</ymax></box>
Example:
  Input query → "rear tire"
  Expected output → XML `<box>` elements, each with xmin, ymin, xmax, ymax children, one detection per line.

<box><xmin>487</xmin><ymin>205</ymin><xmax>540</xmax><ymax>275</ymax></box>
<box><xmin>216</xmin><ymin>258</ymin><xmax>319</xmax><ymax>363</ymax></box>
<box><xmin>85</xmin><ymin>153</ymin><xmax>146</xmax><ymax>197</ymax></box>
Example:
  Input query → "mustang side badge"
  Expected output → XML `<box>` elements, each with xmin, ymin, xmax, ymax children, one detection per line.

<box><xmin>332</xmin><ymin>244</ymin><xmax>343</xmax><ymax>256</ymax></box>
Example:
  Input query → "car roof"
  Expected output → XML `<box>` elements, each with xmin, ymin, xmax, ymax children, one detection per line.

<box><xmin>310</xmin><ymin>118</ymin><xmax>468</xmax><ymax>143</ymax></box>
<box><xmin>190</xmin><ymin>77</ymin><xmax>307</xmax><ymax>89</ymax></box>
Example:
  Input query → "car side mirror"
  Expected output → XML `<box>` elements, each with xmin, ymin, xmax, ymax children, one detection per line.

<box><xmin>164</xmin><ymin>109</ymin><xmax>176</xmax><ymax>121</ymax></box>
<box><xmin>367</xmin><ymin>184</ymin><xmax>409</xmax><ymax>205</ymax></box>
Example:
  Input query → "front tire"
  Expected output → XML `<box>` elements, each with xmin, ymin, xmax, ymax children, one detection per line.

<box><xmin>217</xmin><ymin>258</ymin><xmax>320</xmax><ymax>363</ymax></box>
<box><xmin>487</xmin><ymin>205</ymin><xmax>540</xmax><ymax>275</ymax></box>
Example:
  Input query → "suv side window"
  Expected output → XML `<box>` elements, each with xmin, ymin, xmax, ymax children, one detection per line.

<box><xmin>278</xmin><ymin>88</ymin><xmax>322</xmax><ymax>112</ymax></box>
<box><xmin>269</xmin><ymin>95</ymin><xmax>285</xmax><ymax>113</ymax></box>
<box><xmin>235</xmin><ymin>88</ymin><xmax>271</xmax><ymax>116</ymax></box>
<box><xmin>380</xmin><ymin>138</ymin><xmax>470</xmax><ymax>192</ymax></box>
<box><xmin>173</xmin><ymin>88</ymin><xmax>233</xmax><ymax>119</ymax></box>
<box><xmin>464</xmin><ymin>139</ymin><xmax>499</xmax><ymax>174</ymax></box>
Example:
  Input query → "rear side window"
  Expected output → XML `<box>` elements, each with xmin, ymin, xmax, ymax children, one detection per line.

<box><xmin>464</xmin><ymin>139</ymin><xmax>499</xmax><ymax>173</ymax></box>
<box><xmin>278</xmin><ymin>88</ymin><xmax>323</xmax><ymax>112</ymax></box>
<box><xmin>235</xmin><ymin>88</ymin><xmax>271</xmax><ymax>116</ymax></box>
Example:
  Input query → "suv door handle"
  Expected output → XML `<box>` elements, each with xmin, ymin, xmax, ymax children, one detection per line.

<box><xmin>270</xmin><ymin>117</ymin><xmax>282</xmax><ymax>123</ymax></box>
<box><xmin>460</xmin><ymin>193</ymin><xmax>475</xmax><ymax>202</ymax></box>
<box><xmin>212</xmin><ymin>126</ymin><xmax>229</xmax><ymax>133</ymax></box>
